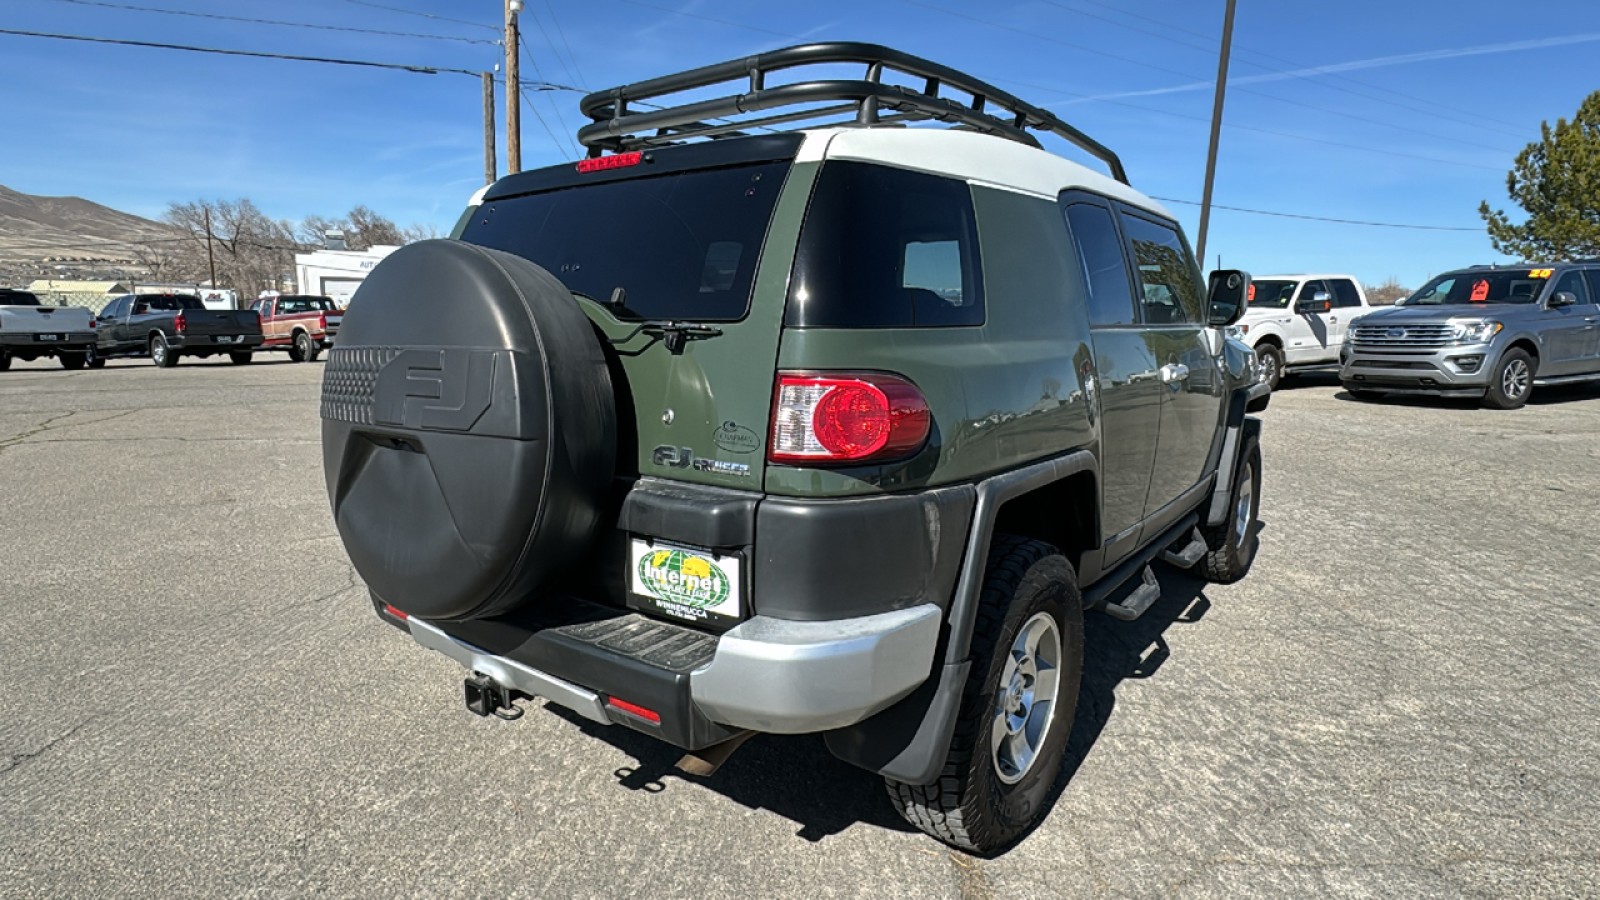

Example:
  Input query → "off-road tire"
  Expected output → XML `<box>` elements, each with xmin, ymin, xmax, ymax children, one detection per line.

<box><xmin>151</xmin><ymin>334</ymin><xmax>179</xmax><ymax>368</ymax></box>
<box><xmin>229</xmin><ymin>352</ymin><xmax>253</xmax><ymax>365</ymax></box>
<box><xmin>1256</xmin><ymin>343</ymin><xmax>1284</xmax><ymax>390</ymax></box>
<box><xmin>1196</xmin><ymin>431</ymin><xmax>1261</xmax><ymax>583</ymax></box>
<box><xmin>290</xmin><ymin>331</ymin><xmax>311</xmax><ymax>362</ymax></box>
<box><xmin>59</xmin><ymin>352</ymin><xmax>86</xmax><ymax>370</ymax></box>
<box><xmin>886</xmin><ymin>535</ymin><xmax>1084</xmax><ymax>854</ymax></box>
<box><xmin>1483</xmin><ymin>348</ymin><xmax>1535</xmax><ymax>410</ymax></box>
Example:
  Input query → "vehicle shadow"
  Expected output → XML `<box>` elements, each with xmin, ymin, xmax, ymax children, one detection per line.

<box><xmin>542</xmin><ymin>556</ymin><xmax>1221</xmax><ymax>850</ymax></box>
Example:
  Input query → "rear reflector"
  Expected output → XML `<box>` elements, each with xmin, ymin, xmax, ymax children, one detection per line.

<box><xmin>576</xmin><ymin>152</ymin><xmax>643</xmax><ymax>173</ymax></box>
<box><xmin>606</xmin><ymin>696</ymin><xmax>661</xmax><ymax>724</ymax></box>
<box><xmin>382</xmin><ymin>603</ymin><xmax>409</xmax><ymax>620</ymax></box>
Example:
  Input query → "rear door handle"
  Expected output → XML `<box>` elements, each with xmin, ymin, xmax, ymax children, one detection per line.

<box><xmin>1160</xmin><ymin>363</ymin><xmax>1190</xmax><ymax>384</ymax></box>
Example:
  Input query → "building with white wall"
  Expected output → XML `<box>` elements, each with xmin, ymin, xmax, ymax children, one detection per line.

<box><xmin>293</xmin><ymin>245</ymin><xmax>400</xmax><ymax>308</ymax></box>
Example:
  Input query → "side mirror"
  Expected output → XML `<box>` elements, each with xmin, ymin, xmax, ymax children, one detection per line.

<box><xmin>1549</xmin><ymin>291</ymin><xmax>1578</xmax><ymax>308</ymax></box>
<box><xmin>1299</xmin><ymin>292</ymin><xmax>1332</xmax><ymax>315</ymax></box>
<box><xmin>1206</xmin><ymin>269</ymin><xmax>1251</xmax><ymax>327</ymax></box>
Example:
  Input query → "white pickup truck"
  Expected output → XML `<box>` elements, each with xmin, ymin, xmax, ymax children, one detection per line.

<box><xmin>0</xmin><ymin>289</ymin><xmax>97</xmax><ymax>371</ymax></box>
<box><xmin>1234</xmin><ymin>274</ymin><xmax>1381</xmax><ymax>389</ymax></box>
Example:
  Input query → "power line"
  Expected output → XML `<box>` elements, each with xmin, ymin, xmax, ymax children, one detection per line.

<box><xmin>541</xmin><ymin>0</ymin><xmax>588</xmax><ymax>90</ymax></box>
<box><xmin>1152</xmin><ymin>196</ymin><xmax>1480</xmax><ymax>231</ymax></box>
<box><xmin>522</xmin><ymin>4</ymin><xmax>585</xmax><ymax>91</ymax></box>
<box><xmin>0</xmin><ymin>27</ymin><xmax>482</xmax><ymax>76</ymax></box>
<box><xmin>37</xmin><ymin>0</ymin><xmax>500</xmax><ymax>46</ymax></box>
<box><xmin>337</xmin><ymin>0</ymin><xmax>499</xmax><ymax>34</ymax></box>
<box><xmin>518</xmin><ymin>33</ymin><xmax>582</xmax><ymax>160</ymax></box>
<box><xmin>1061</xmin><ymin>0</ymin><xmax>1531</xmax><ymax>136</ymax></box>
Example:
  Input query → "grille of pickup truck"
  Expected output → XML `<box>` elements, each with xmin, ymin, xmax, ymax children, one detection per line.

<box><xmin>1350</xmin><ymin>323</ymin><xmax>1455</xmax><ymax>350</ymax></box>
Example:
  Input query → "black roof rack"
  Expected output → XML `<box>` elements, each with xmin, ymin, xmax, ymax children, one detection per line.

<box><xmin>576</xmin><ymin>42</ymin><xmax>1129</xmax><ymax>185</ymax></box>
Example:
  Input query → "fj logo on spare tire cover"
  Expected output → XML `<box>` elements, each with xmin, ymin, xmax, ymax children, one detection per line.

<box><xmin>374</xmin><ymin>348</ymin><xmax>495</xmax><ymax>432</ymax></box>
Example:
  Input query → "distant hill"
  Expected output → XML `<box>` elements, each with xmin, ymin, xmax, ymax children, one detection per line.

<box><xmin>0</xmin><ymin>185</ymin><xmax>178</xmax><ymax>261</ymax></box>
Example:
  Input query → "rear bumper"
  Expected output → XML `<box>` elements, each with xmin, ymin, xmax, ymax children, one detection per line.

<box><xmin>170</xmin><ymin>334</ymin><xmax>265</xmax><ymax>351</ymax></box>
<box><xmin>0</xmin><ymin>332</ymin><xmax>95</xmax><ymax>351</ymax></box>
<box><xmin>396</xmin><ymin>600</ymin><xmax>942</xmax><ymax>745</ymax></box>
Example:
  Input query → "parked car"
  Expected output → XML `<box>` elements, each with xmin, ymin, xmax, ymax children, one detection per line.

<box><xmin>318</xmin><ymin>43</ymin><xmax>1268</xmax><ymax>853</ymax></box>
<box><xmin>248</xmin><ymin>294</ymin><xmax>341</xmax><ymax>362</ymax></box>
<box><xmin>1341</xmin><ymin>263</ymin><xmax>1600</xmax><ymax>409</ymax></box>
<box><xmin>0</xmin><ymin>288</ymin><xmax>96</xmax><ymax>370</ymax></box>
<box><xmin>1234</xmin><ymin>274</ymin><xmax>1377</xmax><ymax>389</ymax></box>
<box><xmin>91</xmin><ymin>293</ymin><xmax>263</xmax><ymax>367</ymax></box>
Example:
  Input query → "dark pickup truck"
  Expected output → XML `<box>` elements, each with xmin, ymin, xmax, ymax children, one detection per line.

<box><xmin>91</xmin><ymin>293</ymin><xmax>264</xmax><ymax>367</ymax></box>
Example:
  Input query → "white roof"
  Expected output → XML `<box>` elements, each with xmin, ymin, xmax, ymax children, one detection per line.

<box><xmin>799</xmin><ymin>128</ymin><xmax>1171</xmax><ymax>217</ymax></box>
<box><xmin>1254</xmin><ymin>274</ymin><xmax>1360</xmax><ymax>282</ymax></box>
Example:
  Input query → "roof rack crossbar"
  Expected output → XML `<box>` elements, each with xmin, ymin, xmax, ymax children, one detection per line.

<box><xmin>576</xmin><ymin>42</ymin><xmax>1128</xmax><ymax>184</ymax></box>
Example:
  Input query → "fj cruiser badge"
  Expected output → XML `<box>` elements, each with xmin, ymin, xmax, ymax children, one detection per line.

<box><xmin>651</xmin><ymin>444</ymin><xmax>750</xmax><ymax>476</ymax></box>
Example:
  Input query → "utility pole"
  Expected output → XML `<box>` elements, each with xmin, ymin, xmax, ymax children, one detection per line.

<box><xmin>202</xmin><ymin>206</ymin><xmax>217</xmax><ymax>289</ymax></box>
<box><xmin>483</xmin><ymin>71</ymin><xmax>497</xmax><ymax>184</ymax></box>
<box><xmin>505</xmin><ymin>0</ymin><xmax>522</xmax><ymax>174</ymax></box>
<box><xmin>1195</xmin><ymin>0</ymin><xmax>1237</xmax><ymax>268</ymax></box>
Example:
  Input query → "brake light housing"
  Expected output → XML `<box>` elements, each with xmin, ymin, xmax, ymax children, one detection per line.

<box><xmin>317</xmin><ymin>312</ymin><xmax>327</xmax><ymax>331</ymax></box>
<box><xmin>173</xmin><ymin>312</ymin><xmax>187</xmax><ymax>333</ymax></box>
<box><xmin>576</xmin><ymin>151</ymin><xmax>643</xmax><ymax>173</ymax></box>
<box><xmin>769</xmin><ymin>372</ymin><xmax>930</xmax><ymax>464</ymax></box>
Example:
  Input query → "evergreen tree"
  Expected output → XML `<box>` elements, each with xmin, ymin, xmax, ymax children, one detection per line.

<box><xmin>1479</xmin><ymin>90</ymin><xmax>1600</xmax><ymax>261</ymax></box>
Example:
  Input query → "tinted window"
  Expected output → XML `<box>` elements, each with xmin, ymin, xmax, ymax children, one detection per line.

<box><xmin>1585</xmin><ymin>270</ymin><xmax>1600</xmax><ymax>302</ymax></box>
<box><xmin>1407</xmin><ymin>270</ymin><xmax>1545</xmax><ymax>305</ymax></box>
<box><xmin>462</xmin><ymin>161</ymin><xmax>790</xmax><ymax>321</ymax></box>
<box><xmin>1328</xmin><ymin>278</ymin><xmax>1362</xmax><ymax>308</ymax></box>
<box><xmin>787</xmin><ymin>161</ymin><xmax>983</xmax><ymax>328</ymax></box>
<box><xmin>1120</xmin><ymin>213</ymin><xmax>1203</xmax><ymax>324</ymax></box>
<box><xmin>1063</xmin><ymin>202</ymin><xmax>1136</xmax><ymax>327</ymax></box>
<box><xmin>278</xmin><ymin>296</ymin><xmax>335</xmax><ymax>314</ymax></box>
<box><xmin>1552</xmin><ymin>269</ymin><xmax>1591</xmax><ymax>305</ymax></box>
<box><xmin>1</xmin><ymin>290</ymin><xmax>40</xmax><ymax>306</ymax></box>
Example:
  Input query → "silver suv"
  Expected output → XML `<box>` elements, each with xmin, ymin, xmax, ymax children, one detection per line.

<box><xmin>1340</xmin><ymin>263</ymin><xmax>1600</xmax><ymax>409</ymax></box>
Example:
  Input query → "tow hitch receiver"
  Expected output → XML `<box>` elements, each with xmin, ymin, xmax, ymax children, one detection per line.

<box><xmin>464</xmin><ymin>673</ymin><xmax>524</xmax><ymax>720</ymax></box>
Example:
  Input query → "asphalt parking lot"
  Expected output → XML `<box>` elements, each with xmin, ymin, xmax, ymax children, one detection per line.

<box><xmin>2</xmin><ymin>357</ymin><xmax>1597</xmax><ymax>898</ymax></box>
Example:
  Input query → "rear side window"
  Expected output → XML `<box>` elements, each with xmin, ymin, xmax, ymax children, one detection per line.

<box><xmin>461</xmin><ymin>161</ymin><xmax>790</xmax><ymax>321</ymax></box>
<box><xmin>1328</xmin><ymin>278</ymin><xmax>1362</xmax><ymax>308</ymax></box>
<box><xmin>1120</xmin><ymin>213</ymin><xmax>1204</xmax><ymax>324</ymax></box>
<box><xmin>786</xmin><ymin>162</ymin><xmax>983</xmax><ymax>328</ymax></box>
<box><xmin>1063</xmin><ymin>202</ymin><xmax>1136</xmax><ymax>327</ymax></box>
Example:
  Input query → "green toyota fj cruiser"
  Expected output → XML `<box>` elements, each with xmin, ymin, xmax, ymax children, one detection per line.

<box><xmin>320</xmin><ymin>43</ymin><xmax>1267</xmax><ymax>853</ymax></box>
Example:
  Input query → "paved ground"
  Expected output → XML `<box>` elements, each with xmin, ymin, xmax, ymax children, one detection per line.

<box><xmin>2</xmin><ymin>357</ymin><xmax>1597</xmax><ymax>898</ymax></box>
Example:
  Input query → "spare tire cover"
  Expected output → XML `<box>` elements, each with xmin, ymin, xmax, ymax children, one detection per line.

<box><xmin>320</xmin><ymin>239</ymin><xmax>615</xmax><ymax>620</ymax></box>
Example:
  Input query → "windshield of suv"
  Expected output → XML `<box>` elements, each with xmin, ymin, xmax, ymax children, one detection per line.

<box><xmin>1247</xmin><ymin>280</ymin><xmax>1296</xmax><ymax>309</ymax></box>
<box><xmin>1404</xmin><ymin>270</ymin><xmax>1548</xmax><ymax>305</ymax></box>
<box><xmin>461</xmin><ymin>161</ymin><xmax>790</xmax><ymax>321</ymax></box>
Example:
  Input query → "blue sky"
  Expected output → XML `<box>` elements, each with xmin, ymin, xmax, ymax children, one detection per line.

<box><xmin>3</xmin><ymin>0</ymin><xmax>1596</xmax><ymax>287</ymax></box>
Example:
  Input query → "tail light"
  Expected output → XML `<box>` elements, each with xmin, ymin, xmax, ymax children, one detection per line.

<box><xmin>173</xmin><ymin>312</ymin><xmax>187</xmax><ymax>333</ymax></box>
<box><xmin>317</xmin><ymin>312</ymin><xmax>327</xmax><ymax>330</ymax></box>
<box><xmin>769</xmin><ymin>372</ymin><xmax>930</xmax><ymax>464</ymax></box>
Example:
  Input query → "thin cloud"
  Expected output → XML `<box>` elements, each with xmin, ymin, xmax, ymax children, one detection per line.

<box><xmin>1059</xmin><ymin>32</ymin><xmax>1600</xmax><ymax>104</ymax></box>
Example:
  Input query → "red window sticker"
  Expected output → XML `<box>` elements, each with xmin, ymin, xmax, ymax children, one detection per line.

<box><xmin>1247</xmin><ymin>283</ymin><xmax>1256</xmax><ymax>301</ymax></box>
<box><xmin>1469</xmin><ymin>279</ymin><xmax>1490</xmax><ymax>302</ymax></box>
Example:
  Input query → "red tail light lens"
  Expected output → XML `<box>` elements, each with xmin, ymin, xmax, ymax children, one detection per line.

<box><xmin>606</xmin><ymin>696</ymin><xmax>661</xmax><ymax>724</ymax></box>
<box><xmin>769</xmin><ymin>372</ymin><xmax>930</xmax><ymax>464</ymax></box>
<box><xmin>173</xmin><ymin>312</ymin><xmax>187</xmax><ymax>333</ymax></box>
<box><xmin>576</xmin><ymin>151</ymin><xmax>643</xmax><ymax>173</ymax></box>
<box><xmin>317</xmin><ymin>312</ymin><xmax>327</xmax><ymax>330</ymax></box>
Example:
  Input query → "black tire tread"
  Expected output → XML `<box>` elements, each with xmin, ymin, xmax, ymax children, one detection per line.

<box><xmin>885</xmin><ymin>535</ymin><xmax>1065</xmax><ymax>853</ymax></box>
<box><xmin>1196</xmin><ymin>434</ymin><xmax>1261</xmax><ymax>583</ymax></box>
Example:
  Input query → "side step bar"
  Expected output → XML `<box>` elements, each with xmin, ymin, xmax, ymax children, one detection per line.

<box><xmin>1160</xmin><ymin>527</ymin><xmax>1208</xmax><ymax>568</ymax></box>
<box><xmin>1102</xmin><ymin>566</ymin><xmax>1160</xmax><ymax>621</ymax></box>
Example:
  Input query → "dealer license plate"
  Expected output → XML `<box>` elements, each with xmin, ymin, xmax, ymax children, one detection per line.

<box><xmin>628</xmin><ymin>539</ymin><xmax>742</xmax><ymax>626</ymax></box>
<box><xmin>37</xmin><ymin>333</ymin><xmax>61</xmax><ymax>341</ymax></box>
<box><xmin>214</xmin><ymin>335</ymin><xmax>236</xmax><ymax>343</ymax></box>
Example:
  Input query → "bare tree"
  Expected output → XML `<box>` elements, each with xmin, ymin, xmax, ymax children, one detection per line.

<box><xmin>162</xmin><ymin>199</ymin><xmax>299</xmax><ymax>299</ymax></box>
<box><xmin>1365</xmin><ymin>277</ymin><xmax>1411</xmax><ymax>305</ymax></box>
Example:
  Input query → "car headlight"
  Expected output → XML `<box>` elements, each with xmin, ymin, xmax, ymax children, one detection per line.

<box><xmin>1452</xmin><ymin>321</ymin><xmax>1502</xmax><ymax>344</ymax></box>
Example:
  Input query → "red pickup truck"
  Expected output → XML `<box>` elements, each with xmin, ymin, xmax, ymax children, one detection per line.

<box><xmin>248</xmin><ymin>294</ymin><xmax>341</xmax><ymax>362</ymax></box>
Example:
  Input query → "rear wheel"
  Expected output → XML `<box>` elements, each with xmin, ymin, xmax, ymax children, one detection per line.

<box><xmin>86</xmin><ymin>345</ymin><xmax>105</xmax><ymax>369</ymax></box>
<box><xmin>290</xmin><ymin>331</ymin><xmax>311</xmax><ymax>362</ymax></box>
<box><xmin>1484</xmin><ymin>348</ymin><xmax>1534</xmax><ymax>410</ymax></box>
<box><xmin>59</xmin><ymin>352</ymin><xmax>86</xmax><ymax>370</ymax></box>
<box><xmin>0</xmin><ymin>351</ymin><xmax>11</xmax><ymax>371</ymax></box>
<box><xmin>886</xmin><ymin>535</ymin><xmax>1083</xmax><ymax>854</ymax></box>
<box><xmin>229</xmin><ymin>351</ymin><xmax>253</xmax><ymax>365</ymax></box>
<box><xmin>150</xmin><ymin>334</ymin><xmax>179</xmax><ymax>367</ymax></box>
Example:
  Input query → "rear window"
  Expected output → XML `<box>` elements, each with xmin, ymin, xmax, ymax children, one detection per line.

<box><xmin>1</xmin><ymin>290</ymin><xmax>41</xmax><ymax>306</ymax></box>
<box><xmin>278</xmin><ymin>296</ymin><xmax>335</xmax><ymax>314</ymax></box>
<box><xmin>140</xmin><ymin>295</ymin><xmax>203</xmax><ymax>311</ymax></box>
<box><xmin>460</xmin><ymin>161</ymin><xmax>790</xmax><ymax>321</ymax></box>
<box><xmin>786</xmin><ymin>161</ymin><xmax>984</xmax><ymax>328</ymax></box>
